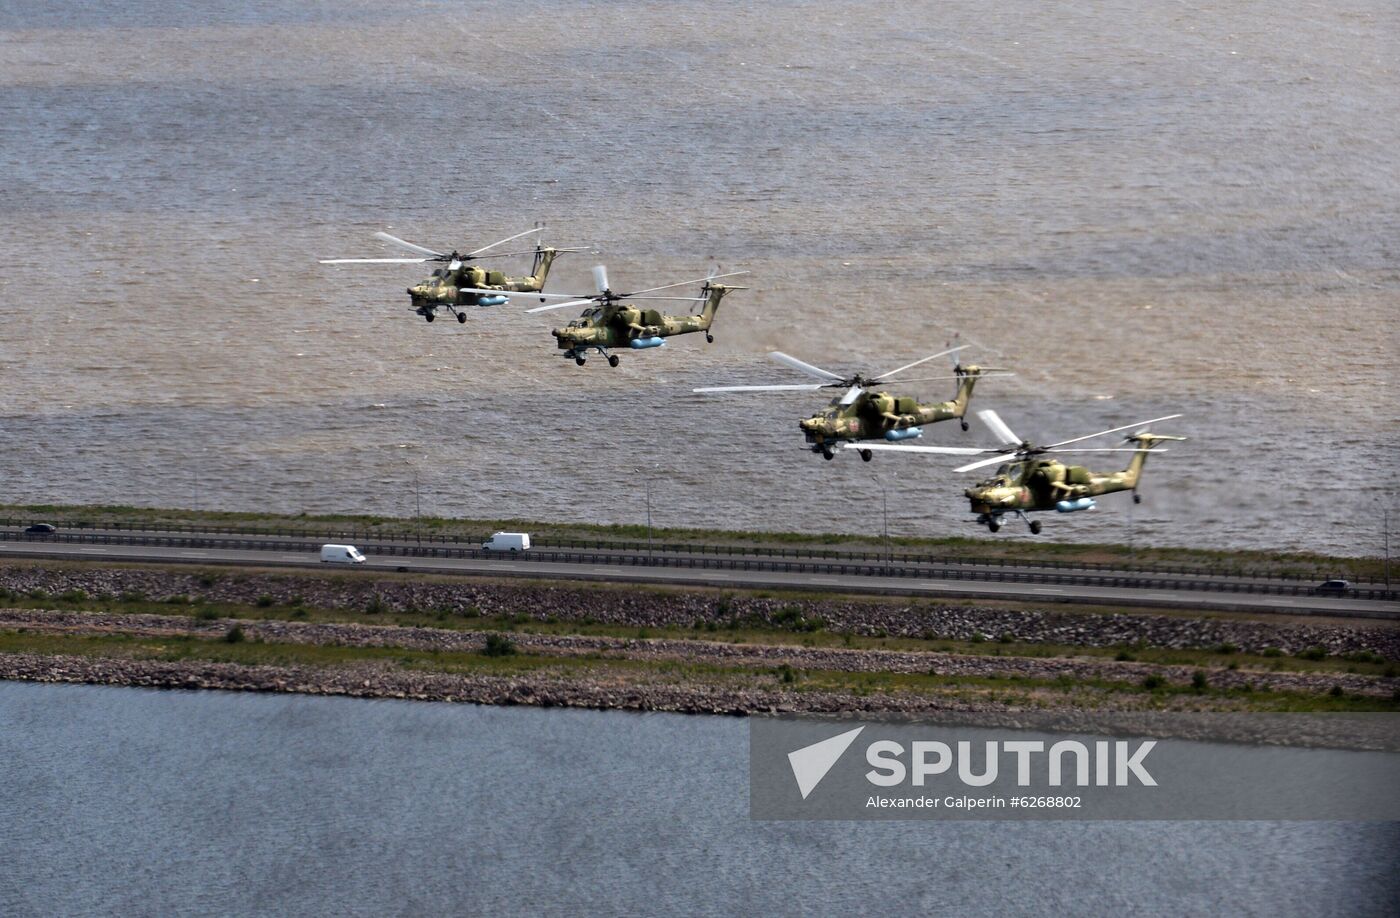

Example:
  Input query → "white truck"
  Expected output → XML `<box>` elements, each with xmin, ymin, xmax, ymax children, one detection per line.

<box><xmin>481</xmin><ymin>532</ymin><xmax>530</xmax><ymax>552</ymax></box>
<box><xmin>320</xmin><ymin>544</ymin><xmax>366</xmax><ymax>564</ymax></box>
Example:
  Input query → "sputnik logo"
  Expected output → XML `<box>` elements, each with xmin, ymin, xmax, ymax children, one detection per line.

<box><xmin>787</xmin><ymin>726</ymin><xmax>865</xmax><ymax>799</ymax></box>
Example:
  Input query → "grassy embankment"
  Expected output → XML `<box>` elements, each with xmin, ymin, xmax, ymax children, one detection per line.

<box><xmin>0</xmin><ymin>502</ymin><xmax>1386</xmax><ymax>581</ymax></box>
<box><xmin>2</xmin><ymin>584</ymin><xmax>1395</xmax><ymax>713</ymax></box>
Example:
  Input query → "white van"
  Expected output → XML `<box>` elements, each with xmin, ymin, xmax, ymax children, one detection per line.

<box><xmin>481</xmin><ymin>532</ymin><xmax>530</xmax><ymax>552</ymax></box>
<box><xmin>320</xmin><ymin>544</ymin><xmax>366</xmax><ymax>564</ymax></box>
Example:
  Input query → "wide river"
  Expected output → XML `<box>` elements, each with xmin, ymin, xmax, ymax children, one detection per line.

<box><xmin>1</xmin><ymin>682</ymin><xmax>1396</xmax><ymax>915</ymax></box>
<box><xmin>0</xmin><ymin>1</ymin><xmax>1395</xmax><ymax>555</ymax></box>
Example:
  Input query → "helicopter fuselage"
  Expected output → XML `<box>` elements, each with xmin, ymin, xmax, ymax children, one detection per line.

<box><xmin>968</xmin><ymin>435</ymin><xmax>1180</xmax><ymax>533</ymax></box>
<box><xmin>408</xmin><ymin>248</ymin><xmax>561</xmax><ymax>322</ymax></box>
<box><xmin>801</xmin><ymin>368</ymin><xmax>989</xmax><ymax>459</ymax></box>
<box><xmin>553</xmin><ymin>285</ymin><xmax>734</xmax><ymax>366</ymax></box>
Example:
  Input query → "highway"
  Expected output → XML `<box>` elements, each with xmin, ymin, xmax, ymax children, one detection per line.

<box><xmin>3</xmin><ymin>538</ymin><xmax>1396</xmax><ymax>619</ymax></box>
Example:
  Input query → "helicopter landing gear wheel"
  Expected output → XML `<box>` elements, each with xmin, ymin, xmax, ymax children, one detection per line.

<box><xmin>575</xmin><ymin>356</ymin><xmax>586</xmax><ymax>366</ymax></box>
<box><xmin>706</xmin><ymin>333</ymin><xmax>714</xmax><ymax>343</ymax></box>
<box><xmin>822</xmin><ymin>448</ymin><xmax>834</xmax><ymax>461</ymax></box>
<box><xmin>1133</xmin><ymin>493</ymin><xmax>1142</xmax><ymax>504</ymax></box>
<box><xmin>457</xmin><ymin>312</ymin><xmax>467</xmax><ymax>324</ymax></box>
<box><xmin>607</xmin><ymin>355</ymin><xmax>620</xmax><ymax>367</ymax></box>
<box><xmin>424</xmin><ymin>313</ymin><xmax>435</xmax><ymax>323</ymax></box>
<box><xmin>961</xmin><ymin>420</ymin><xmax>970</xmax><ymax>431</ymax></box>
<box><xmin>859</xmin><ymin>449</ymin><xmax>873</xmax><ymax>462</ymax></box>
<box><xmin>987</xmin><ymin>518</ymin><xmax>1001</xmax><ymax>533</ymax></box>
<box><xmin>1029</xmin><ymin>520</ymin><xmax>1042</xmax><ymax>535</ymax></box>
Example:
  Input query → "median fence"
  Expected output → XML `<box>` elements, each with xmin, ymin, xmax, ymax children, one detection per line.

<box><xmin>0</xmin><ymin>518</ymin><xmax>1372</xmax><ymax>585</ymax></box>
<box><xmin>3</xmin><ymin>528</ymin><xmax>1395</xmax><ymax>604</ymax></box>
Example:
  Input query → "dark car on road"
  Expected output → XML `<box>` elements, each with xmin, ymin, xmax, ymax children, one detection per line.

<box><xmin>24</xmin><ymin>523</ymin><xmax>57</xmax><ymax>534</ymax></box>
<box><xmin>1314</xmin><ymin>579</ymin><xmax>1350</xmax><ymax>596</ymax></box>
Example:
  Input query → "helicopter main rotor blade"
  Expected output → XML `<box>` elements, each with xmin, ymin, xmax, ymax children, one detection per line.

<box><xmin>625</xmin><ymin>295</ymin><xmax>707</xmax><ymax>302</ymax></box>
<box><xmin>977</xmin><ymin>409</ymin><xmax>1023</xmax><ymax>447</ymax></box>
<box><xmin>838</xmin><ymin>385</ymin><xmax>864</xmax><ymax>407</ymax></box>
<box><xmin>526</xmin><ymin>298</ymin><xmax>596</xmax><ymax>314</ymax></box>
<box><xmin>955</xmin><ymin>454</ymin><xmax>1017</xmax><ymax>474</ymax></box>
<box><xmin>768</xmin><ymin>351</ymin><xmax>843</xmax><ymax>381</ymax></box>
<box><xmin>874</xmin><ymin>345</ymin><xmax>971</xmax><ymax>383</ymax></box>
<box><xmin>873</xmin><ymin>373</ymin><xmax>1017</xmax><ymax>385</ymax></box>
<box><xmin>460</xmin><ymin>249</ymin><xmax>559</xmax><ymax>261</ymax></box>
<box><xmin>692</xmin><ymin>384</ymin><xmax>827</xmax><ymax>394</ymax></box>
<box><xmin>621</xmin><ymin>271</ymin><xmax>749</xmax><ymax>298</ymax></box>
<box><xmin>592</xmin><ymin>265</ymin><xmax>610</xmax><ymax>294</ymax></box>
<box><xmin>1044</xmin><ymin>414</ymin><xmax>1183</xmax><ymax>449</ymax></box>
<box><xmin>319</xmin><ymin>257</ymin><xmax>430</xmax><ymax>264</ymax></box>
<box><xmin>374</xmin><ymin>232</ymin><xmax>445</xmax><ymax>258</ymax></box>
<box><xmin>465</xmin><ymin>227</ymin><xmax>543</xmax><ymax>258</ymax></box>
<box><xmin>1045</xmin><ymin>448</ymin><xmax>1171</xmax><ymax>453</ymax></box>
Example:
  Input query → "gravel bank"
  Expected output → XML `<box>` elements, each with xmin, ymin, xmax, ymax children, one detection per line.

<box><xmin>3</xmin><ymin>607</ymin><xmax>1393</xmax><ymax>698</ymax></box>
<box><xmin>2</xmin><ymin>564</ymin><xmax>1395</xmax><ymax>658</ymax></box>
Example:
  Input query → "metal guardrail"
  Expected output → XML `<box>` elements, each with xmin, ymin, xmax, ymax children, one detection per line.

<box><xmin>3</xmin><ymin>529</ymin><xmax>1396</xmax><ymax>602</ymax></box>
<box><xmin>0</xmin><ymin>518</ymin><xmax>1375</xmax><ymax>585</ymax></box>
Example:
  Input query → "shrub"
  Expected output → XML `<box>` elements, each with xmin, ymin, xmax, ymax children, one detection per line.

<box><xmin>998</xmin><ymin>633</ymin><xmax>1014</xmax><ymax>644</ymax></box>
<box><xmin>255</xmin><ymin>594</ymin><xmax>274</xmax><ymax>608</ymax></box>
<box><xmin>195</xmin><ymin>607</ymin><xmax>220</xmax><ymax>621</ymax></box>
<box><xmin>224</xmin><ymin>624</ymin><xmax>246</xmax><ymax>643</ymax></box>
<box><xmin>28</xmin><ymin>589</ymin><xmax>49</xmax><ymax>602</ymax></box>
<box><xmin>776</xmin><ymin>663</ymin><xmax>797</xmax><ymax>684</ymax></box>
<box><xmin>1261</xmin><ymin>647</ymin><xmax>1283</xmax><ymax>658</ymax></box>
<box><xmin>365</xmin><ymin>594</ymin><xmax>387</xmax><ymax>615</ymax></box>
<box><xmin>1297</xmin><ymin>646</ymin><xmax>1328</xmax><ymax>662</ymax></box>
<box><xmin>969</xmin><ymin>632</ymin><xmax>986</xmax><ymax>644</ymax></box>
<box><xmin>60</xmin><ymin>588</ymin><xmax>89</xmax><ymax>603</ymax></box>
<box><xmin>1328</xmin><ymin>685</ymin><xmax>1344</xmax><ymax>698</ymax></box>
<box><xmin>1215</xmin><ymin>643</ymin><xmax>1238</xmax><ymax>655</ymax></box>
<box><xmin>119</xmin><ymin>591</ymin><xmax>145</xmax><ymax>604</ymax></box>
<box><xmin>1191</xmin><ymin>671</ymin><xmax>1208</xmax><ymax>692</ymax></box>
<box><xmin>482</xmin><ymin>633</ymin><xmax>516</xmax><ymax>657</ymax></box>
<box><xmin>1115</xmin><ymin>650</ymin><xmax>1136</xmax><ymax>662</ymax></box>
<box><xmin>1141</xmin><ymin>675</ymin><xmax>1165</xmax><ymax>690</ymax></box>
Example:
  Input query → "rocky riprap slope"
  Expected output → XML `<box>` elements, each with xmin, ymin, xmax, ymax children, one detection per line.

<box><xmin>3</xmin><ymin>608</ymin><xmax>1394</xmax><ymax>698</ymax></box>
<box><xmin>2</xmin><ymin>564</ymin><xmax>1396</xmax><ymax>659</ymax></box>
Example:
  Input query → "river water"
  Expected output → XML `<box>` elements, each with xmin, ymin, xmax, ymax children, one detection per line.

<box><xmin>0</xmin><ymin>1</ymin><xmax>1396</xmax><ymax>555</ymax></box>
<box><xmin>0</xmin><ymin>682</ymin><xmax>1396</xmax><ymax>916</ymax></box>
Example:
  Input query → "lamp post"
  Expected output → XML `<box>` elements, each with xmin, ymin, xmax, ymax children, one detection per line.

<box><xmin>636</xmin><ymin>465</ymin><xmax>657</xmax><ymax>562</ymax></box>
<box><xmin>871</xmin><ymin>471</ymin><xmax>888</xmax><ymax>567</ymax></box>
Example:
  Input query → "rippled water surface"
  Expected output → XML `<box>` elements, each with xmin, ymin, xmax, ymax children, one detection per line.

<box><xmin>1</xmin><ymin>1</ymin><xmax>1396</xmax><ymax>554</ymax></box>
<box><xmin>2</xmin><ymin>682</ymin><xmax>1398</xmax><ymax>916</ymax></box>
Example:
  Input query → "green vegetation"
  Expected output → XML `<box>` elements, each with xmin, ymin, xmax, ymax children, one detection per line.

<box><xmin>481</xmin><ymin>633</ymin><xmax>516</xmax><ymax>658</ymax></box>
<box><xmin>0</xmin><ymin>583</ymin><xmax>1393</xmax><ymax>678</ymax></box>
<box><xmin>0</xmin><ymin>629</ymin><xmax>1394</xmax><ymax>713</ymax></box>
<box><xmin>1</xmin><ymin>501</ymin><xmax>1385</xmax><ymax>581</ymax></box>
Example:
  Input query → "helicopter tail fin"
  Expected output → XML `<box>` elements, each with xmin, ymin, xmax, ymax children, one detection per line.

<box><xmin>948</xmin><ymin>365</ymin><xmax>1007</xmax><ymax>417</ymax></box>
<box><xmin>697</xmin><ymin>282</ymin><xmax>742</xmax><ymax>331</ymax></box>
<box><xmin>1120</xmin><ymin>432</ymin><xmax>1186</xmax><ymax>487</ymax></box>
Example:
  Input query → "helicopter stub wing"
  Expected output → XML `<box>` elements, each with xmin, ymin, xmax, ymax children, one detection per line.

<box><xmin>844</xmin><ymin>443</ymin><xmax>989</xmax><ymax>456</ymax></box>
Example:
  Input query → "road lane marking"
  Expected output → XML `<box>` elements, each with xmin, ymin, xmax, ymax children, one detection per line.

<box><xmin>78</xmin><ymin>548</ymin><xmax>109</xmax><ymax>553</ymax></box>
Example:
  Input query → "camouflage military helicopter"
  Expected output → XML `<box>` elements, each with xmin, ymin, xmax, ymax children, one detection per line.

<box><xmin>320</xmin><ymin>227</ymin><xmax>585</xmax><ymax>324</ymax></box>
<box><xmin>461</xmin><ymin>265</ymin><xmax>747</xmax><ymax>366</ymax></box>
<box><xmin>694</xmin><ymin>346</ymin><xmax>1012</xmax><ymax>460</ymax></box>
<box><xmin>849</xmin><ymin>409</ymin><xmax>1185</xmax><ymax>533</ymax></box>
